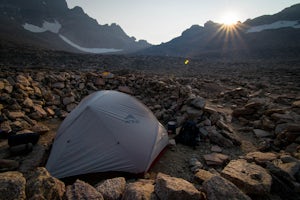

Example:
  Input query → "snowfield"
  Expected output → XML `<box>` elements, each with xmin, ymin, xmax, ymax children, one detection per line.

<box><xmin>22</xmin><ymin>20</ymin><xmax>123</xmax><ymax>53</ymax></box>
<box><xmin>247</xmin><ymin>20</ymin><xmax>300</xmax><ymax>33</ymax></box>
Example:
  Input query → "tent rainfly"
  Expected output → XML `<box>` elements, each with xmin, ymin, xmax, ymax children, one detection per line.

<box><xmin>46</xmin><ymin>90</ymin><xmax>169</xmax><ymax>178</ymax></box>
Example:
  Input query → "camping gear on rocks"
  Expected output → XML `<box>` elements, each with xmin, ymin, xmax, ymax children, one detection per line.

<box><xmin>167</xmin><ymin>121</ymin><xmax>177</xmax><ymax>135</ymax></box>
<box><xmin>46</xmin><ymin>90</ymin><xmax>169</xmax><ymax>179</ymax></box>
<box><xmin>8</xmin><ymin>133</ymin><xmax>40</xmax><ymax>147</ymax></box>
<box><xmin>174</xmin><ymin>120</ymin><xmax>199</xmax><ymax>148</ymax></box>
<box><xmin>0</xmin><ymin>130</ymin><xmax>14</xmax><ymax>139</ymax></box>
<box><xmin>9</xmin><ymin>143</ymin><xmax>33</xmax><ymax>156</ymax></box>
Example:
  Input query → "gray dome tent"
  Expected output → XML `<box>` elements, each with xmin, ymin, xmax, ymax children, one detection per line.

<box><xmin>46</xmin><ymin>90</ymin><xmax>169</xmax><ymax>178</ymax></box>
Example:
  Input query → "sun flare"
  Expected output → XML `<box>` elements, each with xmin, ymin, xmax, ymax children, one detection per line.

<box><xmin>221</xmin><ymin>11</ymin><xmax>239</xmax><ymax>26</ymax></box>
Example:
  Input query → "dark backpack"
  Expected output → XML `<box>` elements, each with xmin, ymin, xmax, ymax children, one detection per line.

<box><xmin>175</xmin><ymin>121</ymin><xmax>198</xmax><ymax>147</ymax></box>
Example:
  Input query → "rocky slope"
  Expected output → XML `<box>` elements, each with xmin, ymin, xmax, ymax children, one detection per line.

<box><xmin>0</xmin><ymin>61</ymin><xmax>300</xmax><ymax>199</ymax></box>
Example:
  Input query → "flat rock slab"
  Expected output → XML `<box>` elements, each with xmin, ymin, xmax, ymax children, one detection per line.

<box><xmin>221</xmin><ymin>159</ymin><xmax>272</xmax><ymax>195</ymax></box>
<box><xmin>245</xmin><ymin>151</ymin><xmax>278</xmax><ymax>164</ymax></box>
<box><xmin>203</xmin><ymin>153</ymin><xmax>229</xmax><ymax>166</ymax></box>
<box><xmin>203</xmin><ymin>175</ymin><xmax>251</xmax><ymax>200</ymax></box>
<box><xmin>155</xmin><ymin>172</ymin><xmax>203</xmax><ymax>200</ymax></box>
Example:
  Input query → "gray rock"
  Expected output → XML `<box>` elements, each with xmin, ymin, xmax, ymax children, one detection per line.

<box><xmin>26</xmin><ymin>167</ymin><xmax>65</xmax><ymax>200</ymax></box>
<box><xmin>203</xmin><ymin>175</ymin><xmax>251</xmax><ymax>200</ymax></box>
<box><xmin>65</xmin><ymin>179</ymin><xmax>103</xmax><ymax>200</ymax></box>
<box><xmin>0</xmin><ymin>159</ymin><xmax>19</xmax><ymax>172</ymax></box>
<box><xmin>186</xmin><ymin>106</ymin><xmax>203</xmax><ymax>118</ymax></box>
<box><xmin>52</xmin><ymin>82</ymin><xmax>65</xmax><ymax>89</ymax></box>
<box><xmin>221</xmin><ymin>159</ymin><xmax>272</xmax><ymax>195</ymax></box>
<box><xmin>19</xmin><ymin>145</ymin><xmax>46</xmax><ymax>173</ymax></box>
<box><xmin>220</xmin><ymin>130</ymin><xmax>242</xmax><ymax>146</ymax></box>
<box><xmin>66</xmin><ymin>103</ymin><xmax>77</xmax><ymax>112</ymax></box>
<box><xmin>0</xmin><ymin>171</ymin><xmax>26</xmax><ymax>200</ymax></box>
<box><xmin>190</xmin><ymin>97</ymin><xmax>206</xmax><ymax>109</ymax></box>
<box><xmin>211</xmin><ymin>145</ymin><xmax>222</xmax><ymax>153</ymax></box>
<box><xmin>95</xmin><ymin>177</ymin><xmax>126</xmax><ymax>200</ymax></box>
<box><xmin>207</xmin><ymin>128</ymin><xmax>234</xmax><ymax>148</ymax></box>
<box><xmin>189</xmin><ymin>158</ymin><xmax>203</xmax><ymax>173</ymax></box>
<box><xmin>277</xmin><ymin>161</ymin><xmax>300</xmax><ymax>180</ymax></box>
<box><xmin>253</xmin><ymin>129</ymin><xmax>274</xmax><ymax>138</ymax></box>
<box><xmin>63</xmin><ymin>96</ymin><xmax>75</xmax><ymax>105</ymax></box>
<box><xmin>122</xmin><ymin>179</ymin><xmax>157</xmax><ymax>200</ymax></box>
<box><xmin>266</xmin><ymin>162</ymin><xmax>300</xmax><ymax>200</ymax></box>
<box><xmin>155</xmin><ymin>172</ymin><xmax>203</xmax><ymax>200</ymax></box>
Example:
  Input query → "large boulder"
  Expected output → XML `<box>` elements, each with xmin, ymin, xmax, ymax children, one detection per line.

<box><xmin>0</xmin><ymin>171</ymin><xmax>26</xmax><ymax>200</ymax></box>
<box><xmin>154</xmin><ymin>172</ymin><xmax>203</xmax><ymax>200</ymax></box>
<box><xmin>65</xmin><ymin>179</ymin><xmax>103</xmax><ymax>200</ymax></box>
<box><xmin>203</xmin><ymin>175</ymin><xmax>251</xmax><ymax>200</ymax></box>
<box><xmin>122</xmin><ymin>179</ymin><xmax>157</xmax><ymax>200</ymax></box>
<box><xmin>95</xmin><ymin>177</ymin><xmax>126</xmax><ymax>200</ymax></box>
<box><xmin>266</xmin><ymin>162</ymin><xmax>300</xmax><ymax>200</ymax></box>
<box><xmin>26</xmin><ymin>167</ymin><xmax>65</xmax><ymax>200</ymax></box>
<box><xmin>221</xmin><ymin>159</ymin><xmax>272</xmax><ymax>195</ymax></box>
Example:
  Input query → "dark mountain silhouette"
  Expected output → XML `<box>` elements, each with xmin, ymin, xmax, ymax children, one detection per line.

<box><xmin>137</xmin><ymin>4</ymin><xmax>300</xmax><ymax>59</ymax></box>
<box><xmin>0</xmin><ymin>0</ymin><xmax>151</xmax><ymax>53</ymax></box>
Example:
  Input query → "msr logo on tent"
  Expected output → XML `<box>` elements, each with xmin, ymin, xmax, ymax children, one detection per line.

<box><xmin>124</xmin><ymin>114</ymin><xmax>139</xmax><ymax>124</ymax></box>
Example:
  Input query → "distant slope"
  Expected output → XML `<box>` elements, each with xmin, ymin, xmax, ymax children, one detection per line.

<box><xmin>137</xmin><ymin>4</ymin><xmax>300</xmax><ymax>59</ymax></box>
<box><xmin>0</xmin><ymin>0</ymin><xmax>151</xmax><ymax>53</ymax></box>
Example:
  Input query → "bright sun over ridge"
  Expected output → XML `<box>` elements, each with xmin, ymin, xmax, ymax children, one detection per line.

<box><xmin>221</xmin><ymin>11</ymin><xmax>239</xmax><ymax>26</ymax></box>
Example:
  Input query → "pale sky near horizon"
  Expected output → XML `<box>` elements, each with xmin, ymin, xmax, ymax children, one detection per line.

<box><xmin>66</xmin><ymin>0</ymin><xmax>300</xmax><ymax>45</ymax></box>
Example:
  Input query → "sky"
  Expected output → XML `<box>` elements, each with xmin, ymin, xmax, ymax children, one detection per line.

<box><xmin>66</xmin><ymin>0</ymin><xmax>300</xmax><ymax>45</ymax></box>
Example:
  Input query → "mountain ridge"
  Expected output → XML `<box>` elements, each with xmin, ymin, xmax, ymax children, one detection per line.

<box><xmin>0</xmin><ymin>0</ymin><xmax>151</xmax><ymax>53</ymax></box>
<box><xmin>137</xmin><ymin>3</ymin><xmax>300</xmax><ymax>59</ymax></box>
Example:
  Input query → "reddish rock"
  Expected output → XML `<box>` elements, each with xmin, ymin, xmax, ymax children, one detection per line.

<box><xmin>203</xmin><ymin>153</ymin><xmax>229</xmax><ymax>166</ymax></box>
<box><xmin>65</xmin><ymin>180</ymin><xmax>103</xmax><ymax>200</ymax></box>
<box><xmin>7</xmin><ymin>111</ymin><xmax>25</xmax><ymax>120</ymax></box>
<box><xmin>155</xmin><ymin>173</ymin><xmax>203</xmax><ymax>200</ymax></box>
<box><xmin>123</xmin><ymin>179</ymin><xmax>157</xmax><ymax>200</ymax></box>
<box><xmin>95</xmin><ymin>177</ymin><xmax>126</xmax><ymax>200</ymax></box>
<box><xmin>221</xmin><ymin>159</ymin><xmax>272</xmax><ymax>195</ymax></box>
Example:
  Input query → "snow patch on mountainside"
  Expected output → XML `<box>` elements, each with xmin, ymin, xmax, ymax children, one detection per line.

<box><xmin>23</xmin><ymin>20</ymin><xmax>123</xmax><ymax>53</ymax></box>
<box><xmin>247</xmin><ymin>20</ymin><xmax>300</xmax><ymax>33</ymax></box>
<box><xmin>23</xmin><ymin>20</ymin><xmax>61</xmax><ymax>33</ymax></box>
<box><xmin>59</xmin><ymin>34</ymin><xmax>122</xmax><ymax>53</ymax></box>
